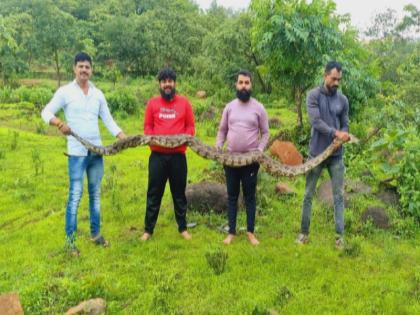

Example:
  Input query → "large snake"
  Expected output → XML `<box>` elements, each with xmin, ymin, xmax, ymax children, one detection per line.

<box><xmin>69</xmin><ymin>131</ymin><xmax>358</xmax><ymax>177</ymax></box>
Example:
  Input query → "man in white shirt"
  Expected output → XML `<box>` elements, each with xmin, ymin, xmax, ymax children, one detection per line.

<box><xmin>41</xmin><ymin>52</ymin><xmax>126</xmax><ymax>256</ymax></box>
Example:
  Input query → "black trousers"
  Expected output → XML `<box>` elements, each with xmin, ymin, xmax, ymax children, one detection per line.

<box><xmin>144</xmin><ymin>152</ymin><xmax>188</xmax><ymax>234</ymax></box>
<box><xmin>224</xmin><ymin>163</ymin><xmax>260</xmax><ymax>234</ymax></box>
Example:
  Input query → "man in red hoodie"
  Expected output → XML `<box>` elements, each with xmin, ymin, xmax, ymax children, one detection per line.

<box><xmin>140</xmin><ymin>67</ymin><xmax>195</xmax><ymax>241</ymax></box>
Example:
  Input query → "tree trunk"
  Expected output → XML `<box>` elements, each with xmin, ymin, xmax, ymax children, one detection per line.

<box><xmin>250</xmin><ymin>52</ymin><xmax>271</xmax><ymax>93</ymax></box>
<box><xmin>54</xmin><ymin>49</ymin><xmax>61</xmax><ymax>88</ymax></box>
<box><xmin>295</xmin><ymin>88</ymin><xmax>304</xmax><ymax>129</ymax></box>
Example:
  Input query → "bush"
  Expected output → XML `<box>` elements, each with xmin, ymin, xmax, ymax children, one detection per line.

<box><xmin>9</xmin><ymin>86</ymin><xmax>53</xmax><ymax>110</ymax></box>
<box><xmin>106</xmin><ymin>88</ymin><xmax>138</xmax><ymax>114</ymax></box>
<box><xmin>205</xmin><ymin>247</ymin><xmax>228</xmax><ymax>275</ymax></box>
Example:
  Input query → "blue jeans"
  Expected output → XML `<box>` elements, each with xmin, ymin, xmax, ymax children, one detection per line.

<box><xmin>300</xmin><ymin>156</ymin><xmax>345</xmax><ymax>235</ymax></box>
<box><xmin>65</xmin><ymin>152</ymin><xmax>104</xmax><ymax>239</ymax></box>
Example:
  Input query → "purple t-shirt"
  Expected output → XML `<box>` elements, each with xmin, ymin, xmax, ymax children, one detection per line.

<box><xmin>216</xmin><ymin>97</ymin><xmax>269</xmax><ymax>153</ymax></box>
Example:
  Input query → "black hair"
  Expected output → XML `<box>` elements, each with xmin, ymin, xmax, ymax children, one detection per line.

<box><xmin>325</xmin><ymin>61</ymin><xmax>342</xmax><ymax>74</ymax></box>
<box><xmin>158</xmin><ymin>67</ymin><xmax>176</xmax><ymax>82</ymax></box>
<box><xmin>74</xmin><ymin>52</ymin><xmax>92</xmax><ymax>65</ymax></box>
<box><xmin>236</xmin><ymin>69</ymin><xmax>252</xmax><ymax>82</ymax></box>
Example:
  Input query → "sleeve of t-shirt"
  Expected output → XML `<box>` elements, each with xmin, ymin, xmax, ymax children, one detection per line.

<box><xmin>307</xmin><ymin>89</ymin><xmax>336</xmax><ymax>137</ymax></box>
<box><xmin>216</xmin><ymin>105</ymin><xmax>229</xmax><ymax>149</ymax></box>
<box><xmin>184</xmin><ymin>100</ymin><xmax>195</xmax><ymax>136</ymax></box>
<box><xmin>258</xmin><ymin>105</ymin><xmax>270</xmax><ymax>152</ymax></box>
<box><xmin>144</xmin><ymin>100</ymin><xmax>154</xmax><ymax>135</ymax></box>
<box><xmin>41</xmin><ymin>88</ymin><xmax>65</xmax><ymax>124</ymax></box>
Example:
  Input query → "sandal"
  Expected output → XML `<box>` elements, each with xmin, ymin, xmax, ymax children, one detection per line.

<box><xmin>91</xmin><ymin>235</ymin><xmax>109</xmax><ymax>247</ymax></box>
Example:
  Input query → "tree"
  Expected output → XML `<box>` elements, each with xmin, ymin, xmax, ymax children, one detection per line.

<box><xmin>0</xmin><ymin>15</ymin><xmax>19</xmax><ymax>83</ymax></box>
<box><xmin>250</xmin><ymin>0</ymin><xmax>343</xmax><ymax>127</ymax></box>
<box><xmin>32</xmin><ymin>0</ymin><xmax>77</xmax><ymax>87</ymax></box>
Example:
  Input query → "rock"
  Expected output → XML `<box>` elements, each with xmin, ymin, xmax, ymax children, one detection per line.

<box><xmin>0</xmin><ymin>293</ymin><xmax>24</xmax><ymax>315</ymax></box>
<box><xmin>345</xmin><ymin>180</ymin><xmax>372</xmax><ymax>195</ymax></box>
<box><xmin>186</xmin><ymin>182</ymin><xmax>228</xmax><ymax>214</ymax></box>
<box><xmin>275</xmin><ymin>182</ymin><xmax>295</xmax><ymax>195</ymax></box>
<box><xmin>196</xmin><ymin>90</ymin><xmax>207</xmax><ymax>98</ymax></box>
<box><xmin>200</xmin><ymin>106</ymin><xmax>216</xmax><ymax>121</ymax></box>
<box><xmin>270</xmin><ymin>140</ymin><xmax>303</xmax><ymax>166</ymax></box>
<box><xmin>268</xmin><ymin>117</ymin><xmax>281</xmax><ymax>128</ymax></box>
<box><xmin>65</xmin><ymin>298</ymin><xmax>106</xmax><ymax>315</ymax></box>
<box><xmin>376</xmin><ymin>186</ymin><xmax>399</xmax><ymax>206</ymax></box>
<box><xmin>316</xmin><ymin>180</ymin><xmax>351</xmax><ymax>208</ymax></box>
<box><xmin>361</xmin><ymin>207</ymin><xmax>390</xmax><ymax>229</ymax></box>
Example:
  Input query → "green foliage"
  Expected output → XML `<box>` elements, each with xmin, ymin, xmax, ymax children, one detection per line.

<box><xmin>31</xmin><ymin>148</ymin><xmax>44</xmax><ymax>176</ymax></box>
<box><xmin>274</xmin><ymin>286</ymin><xmax>293</xmax><ymax>308</ymax></box>
<box><xmin>9</xmin><ymin>130</ymin><xmax>18</xmax><ymax>150</ymax></box>
<box><xmin>10</xmin><ymin>86</ymin><xmax>52</xmax><ymax>110</ymax></box>
<box><xmin>205</xmin><ymin>247</ymin><xmax>228</xmax><ymax>275</ymax></box>
<box><xmin>251</xmin><ymin>0</ymin><xmax>343</xmax><ymax>126</ymax></box>
<box><xmin>106</xmin><ymin>88</ymin><xmax>138</xmax><ymax>114</ymax></box>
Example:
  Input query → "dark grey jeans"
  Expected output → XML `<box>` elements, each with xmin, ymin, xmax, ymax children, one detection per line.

<box><xmin>300</xmin><ymin>155</ymin><xmax>345</xmax><ymax>235</ymax></box>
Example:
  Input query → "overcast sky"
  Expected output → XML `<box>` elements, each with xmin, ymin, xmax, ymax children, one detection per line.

<box><xmin>194</xmin><ymin>0</ymin><xmax>419</xmax><ymax>31</ymax></box>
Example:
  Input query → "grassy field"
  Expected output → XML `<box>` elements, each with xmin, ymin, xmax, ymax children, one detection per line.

<box><xmin>0</xmin><ymin>83</ymin><xmax>419</xmax><ymax>314</ymax></box>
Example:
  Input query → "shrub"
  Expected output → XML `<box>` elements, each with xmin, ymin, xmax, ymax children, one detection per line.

<box><xmin>205</xmin><ymin>247</ymin><xmax>228</xmax><ymax>275</ymax></box>
<box><xmin>106</xmin><ymin>88</ymin><xmax>138</xmax><ymax>114</ymax></box>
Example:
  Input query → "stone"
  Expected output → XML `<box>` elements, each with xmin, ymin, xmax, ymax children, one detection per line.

<box><xmin>376</xmin><ymin>187</ymin><xmax>399</xmax><ymax>206</ymax></box>
<box><xmin>0</xmin><ymin>293</ymin><xmax>24</xmax><ymax>315</ymax></box>
<box><xmin>65</xmin><ymin>298</ymin><xmax>106</xmax><ymax>315</ymax></box>
<box><xmin>186</xmin><ymin>181</ymin><xmax>228</xmax><ymax>214</ymax></box>
<box><xmin>361</xmin><ymin>207</ymin><xmax>390</xmax><ymax>229</ymax></box>
<box><xmin>275</xmin><ymin>182</ymin><xmax>295</xmax><ymax>195</ymax></box>
<box><xmin>268</xmin><ymin>117</ymin><xmax>281</xmax><ymax>128</ymax></box>
<box><xmin>316</xmin><ymin>180</ymin><xmax>351</xmax><ymax>208</ymax></box>
<box><xmin>345</xmin><ymin>180</ymin><xmax>372</xmax><ymax>195</ymax></box>
<box><xmin>269</xmin><ymin>140</ymin><xmax>303</xmax><ymax>166</ymax></box>
<box><xmin>200</xmin><ymin>106</ymin><xmax>216</xmax><ymax>121</ymax></box>
<box><xmin>196</xmin><ymin>90</ymin><xmax>207</xmax><ymax>98</ymax></box>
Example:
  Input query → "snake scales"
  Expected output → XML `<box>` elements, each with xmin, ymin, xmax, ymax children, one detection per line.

<box><xmin>69</xmin><ymin>131</ymin><xmax>358</xmax><ymax>177</ymax></box>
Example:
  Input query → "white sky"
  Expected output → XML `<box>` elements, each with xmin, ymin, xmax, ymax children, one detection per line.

<box><xmin>194</xmin><ymin>0</ymin><xmax>420</xmax><ymax>31</ymax></box>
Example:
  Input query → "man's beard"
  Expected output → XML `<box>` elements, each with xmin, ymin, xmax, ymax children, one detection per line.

<box><xmin>160</xmin><ymin>87</ymin><xmax>176</xmax><ymax>101</ymax></box>
<box><xmin>328</xmin><ymin>85</ymin><xmax>338</xmax><ymax>95</ymax></box>
<box><xmin>236</xmin><ymin>89</ymin><xmax>252</xmax><ymax>102</ymax></box>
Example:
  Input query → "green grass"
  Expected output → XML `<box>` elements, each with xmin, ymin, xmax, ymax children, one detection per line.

<box><xmin>0</xmin><ymin>87</ymin><xmax>419</xmax><ymax>314</ymax></box>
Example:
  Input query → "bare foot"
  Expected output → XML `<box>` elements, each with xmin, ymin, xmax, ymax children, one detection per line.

<box><xmin>140</xmin><ymin>232</ymin><xmax>151</xmax><ymax>241</ymax></box>
<box><xmin>223</xmin><ymin>234</ymin><xmax>235</xmax><ymax>245</ymax></box>
<box><xmin>180</xmin><ymin>230</ymin><xmax>192</xmax><ymax>240</ymax></box>
<box><xmin>247</xmin><ymin>232</ymin><xmax>260</xmax><ymax>246</ymax></box>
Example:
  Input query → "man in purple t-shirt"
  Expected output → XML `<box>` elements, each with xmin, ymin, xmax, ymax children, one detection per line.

<box><xmin>216</xmin><ymin>70</ymin><xmax>269</xmax><ymax>246</ymax></box>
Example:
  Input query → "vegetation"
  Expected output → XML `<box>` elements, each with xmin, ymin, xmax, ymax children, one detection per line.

<box><xmin>0</xmin><ymin>0</ymin><xmax>418</xmax><ymax>314</ymax></box>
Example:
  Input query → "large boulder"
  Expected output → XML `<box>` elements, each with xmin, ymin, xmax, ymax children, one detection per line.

<box><xmin>0</xmin><ymin>293</ymin><xmax>24</xmax><ymax>315</ymax></box>
<box><xmin>361</xmin><ymin>207</ymin><xmax>390</xmax><ymax>229</ymax></box>
<box><xmin>269</xmin><ymin>140</ymin><xmax>303</xmax><ymax>166</ymax></box>
<box><xmin>186</xmin><ymin>182</ymin><xmax>228</xmax><ymax>214</ymax></box>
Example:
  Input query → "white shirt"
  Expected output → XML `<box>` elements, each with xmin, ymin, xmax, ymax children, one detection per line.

<box><xmin>41</xmin><ymin>80</ymin><xmax>122</xmax><ymax>156</ymax></box>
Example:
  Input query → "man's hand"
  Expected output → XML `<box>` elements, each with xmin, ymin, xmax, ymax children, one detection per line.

<box><xmin>334</xmin><ymin>130</ymin><xmax>350</xmax><ymax>142</ymax></box>
<box><xmin>58</xmin><ymin>122</ymin><xmax>71</xmax><ymax>135</ymax></box>
<box><xmin>117</xmin><ymin>132</ymin><xmax>127</xmax><ymax>140</ymax></box>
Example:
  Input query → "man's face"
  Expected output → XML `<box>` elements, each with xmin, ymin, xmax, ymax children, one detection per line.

<box><xmin>235</xmin><ymin>74</ymin><xmax>252</xmax><ymax>92</ymax></box>
<box><xmin>324</xmin><ymin>68</ymin><xmax>342</xmax><ymax>93</ymax></box>
<box><xmin>73</xmin><ymin>61</ymin><xmax>92</xmax><ymax>83</ymax></box>
<box><xmin>236</xmin><ymin>74</ymin><xmax>252</xmax><ymax>102</ymax></box>
<box><xmin>159</xmin><ymin>78</ymin><xmax>176</xmax><ymax>101</ymax></box>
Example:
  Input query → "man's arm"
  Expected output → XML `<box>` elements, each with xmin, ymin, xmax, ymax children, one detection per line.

<box><xmin>184</xmin><ymin>101</ymin><xmax>195</xmax><ymax>136</ymax></box>
<box><xmin>41</xmin><ymin>89</ymin><xmax>71</xmax><ymax>135</ymax></box>
<box><xmin>98</xmin><ymin>93</ymin><xmax>125</xmax><ymax>139</ymax></box>
<box><xmin>307</xmin><ymin>90</ymin><xmax>336</xmax><ymax>138</ymax></box>
<box><xmin>215</xmin><ymin>106</ymin><xmax>229</xmax><ymax>150</ymax></box>
<box><xmin>336</xmin><ymin>96</ymin><xmax>350</xmax><ymax>142</ymax></box>
<box><xmin>257</xmin><ymin>106</ymin><xmax>270</xmax><ymax>152</ymax></box>
<box><xmin>144</xmin><ymin>100</ymin><xmax>154</xmax><ymax>135</ymax></box>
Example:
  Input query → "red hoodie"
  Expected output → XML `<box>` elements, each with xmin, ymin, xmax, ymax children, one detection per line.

<box><xmin>144</xmin><ymin>94</ymin><xmax>195</xmax><ymax>154</ymax></box>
